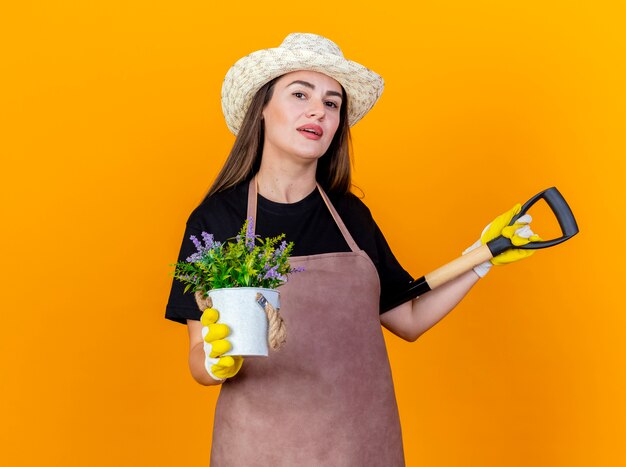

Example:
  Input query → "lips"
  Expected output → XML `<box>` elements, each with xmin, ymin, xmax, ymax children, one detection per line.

<box><xmin>297</xmin><ymin>124</ymin><xmax>324</xmax><ymax>139</ymax></box>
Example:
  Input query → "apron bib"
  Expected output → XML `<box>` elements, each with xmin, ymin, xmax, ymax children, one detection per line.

<box><xmin>210</xmin><ymin>177</ymin><xmax>405</xmax><ymax>466</ymax></box>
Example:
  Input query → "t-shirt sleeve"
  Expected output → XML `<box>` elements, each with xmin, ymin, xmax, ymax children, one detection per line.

<box><xmin>165</xmin><ymin>221</ymin><xmax>204</xmax><ymax>325</ymax></box>
<box><xmin>370</xmin><ymin>220</ymin><xmax>417</xmax><ymax>314</ymax></box>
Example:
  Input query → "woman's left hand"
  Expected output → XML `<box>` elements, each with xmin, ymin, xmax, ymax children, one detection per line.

<box><xmin>464</xmin><ymin>203</ymin><xmax>541</xmax><ymax>277</ymax></box>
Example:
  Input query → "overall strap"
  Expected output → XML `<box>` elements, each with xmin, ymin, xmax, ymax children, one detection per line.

<box><xmin>316</xmin><ymin>183</ymin><xmax>360</xmax><ymax>253</ymax></box>
<box><xmin>246</xmin><ymin>176</ymin><xmax>360</xmax><ymax>253</ymax></box>
<box><xmin>246</xmin><ymin>176</ymin><xmax>258</xmax><ymax>223</ymax></box>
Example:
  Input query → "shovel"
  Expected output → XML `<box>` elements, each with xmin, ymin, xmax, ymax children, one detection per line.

<box><xmin>394</xmin><ymin>187</ymin><xmax>579</xmax><ymax>304</ymax></box>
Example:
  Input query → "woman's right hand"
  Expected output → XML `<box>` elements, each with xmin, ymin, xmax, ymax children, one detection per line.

<box><xmin>200</xmin><ymin>305</ymin><xmax>244</xmax><ymax>381</ymax></box>
<box><xmin>194</xmin><ymin>291</ymin><xmax>244</xmax><ymax>382</ymax></box>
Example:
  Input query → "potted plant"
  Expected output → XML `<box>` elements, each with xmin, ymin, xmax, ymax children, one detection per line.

<box><xmin>172</xmin><ymin>218</ymin><xmax>302</xmax><ymax>357</ymax></box>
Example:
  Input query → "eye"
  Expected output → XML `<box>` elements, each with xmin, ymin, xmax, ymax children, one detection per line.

<box><xmin>293</xmin><ymin>92</ymin><xmax>306</xmax><ymax>99</ymax></box>
<box><xmin>325</xmin><ymin>101</ymin><xmax>339</xmax><ymax>109</ymax></box>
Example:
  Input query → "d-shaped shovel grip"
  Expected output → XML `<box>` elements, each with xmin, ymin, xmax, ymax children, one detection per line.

<box><xmin>487</xmin><ymin>187</ymin><xmax>579</xmax><ymax>256</ymax></box>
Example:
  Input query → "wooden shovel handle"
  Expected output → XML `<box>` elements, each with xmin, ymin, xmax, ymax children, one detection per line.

<box><xmin>425</xmin><ymin>244</ymin><xmax>493</xmax><ymax>289</ymax></box>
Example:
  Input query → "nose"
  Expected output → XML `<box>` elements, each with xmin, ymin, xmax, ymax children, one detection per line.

<box><xmin>306</xmin><ymin>100</ymin><xmax>326</xmax><ymax>119</ymax></box>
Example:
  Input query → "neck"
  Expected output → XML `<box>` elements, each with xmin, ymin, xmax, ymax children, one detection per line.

<box><xmin>256</xmin><ymin>159</ymin><xmax>317</xmax><ymax>203</ymax></box>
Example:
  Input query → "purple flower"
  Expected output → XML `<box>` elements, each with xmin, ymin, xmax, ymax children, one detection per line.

<box><xmin>273</xmin><ymin>240</ymin><xmax>287</xmax><ymax>258</ymax></box>
<box><xmin>245</xmin><ymin>217</ymin><xmax>256</xmax><ymax>250</ymax></box>
<box><xmin>186</xmin><ymin>231</ymin><xmax>219</xmax><ymax>262</ymax></box>
<box><xmin>178</xmin><ymin>274</ymin><xmax>199</xmax><ymax>283</ymax></box>
<box><xmin>186</xmin><ymin>252</ymin><xmax>203</xmax><ymax>263</ymax></box>
<box><xmin>262</xmin><ymin>265</ymin><xmax>286</xmax><ymax>282</ymax></box>
<box><xmin>201</xmin><ymin>232</ymin><xmax>214</xmax><ymax>249</ymax></box>
<box><xmin>189</xmin><ymin>235</ymin><xmax>203</xmax><ymax>252</ymax></box>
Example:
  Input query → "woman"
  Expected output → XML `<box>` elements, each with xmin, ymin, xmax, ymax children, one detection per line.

<box><xmin>166</xmin><ymin>33</ymin><xmax>538</xmax><ymax>466</ymax></box>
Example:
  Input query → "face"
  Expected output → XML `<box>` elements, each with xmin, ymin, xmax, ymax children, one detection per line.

<box><xmin>261</xmin><ymin>70</ymin><xmax>343</xmax><ymax>164</ymax></box>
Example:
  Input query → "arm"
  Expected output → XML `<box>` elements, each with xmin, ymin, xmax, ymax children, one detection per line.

<box><xmin>380</xmin><ymin>270</ymin><xmax>479</xmax><ymax>342</ymax></box>
<box><xmin>187</xmin><ymin>319</ymin><xmax>223</xmax><ymax>386</ymax></box>
<box><xmin>380</xmin><ymin>203</ymin><xmax>539</xmax><ymax>342</ymax></box>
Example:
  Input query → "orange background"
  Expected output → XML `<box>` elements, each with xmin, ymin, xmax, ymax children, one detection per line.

<box><xmin>2</xmin><ymin>1</ymin><xmax>625</xmax><ymax>466</ymax></box>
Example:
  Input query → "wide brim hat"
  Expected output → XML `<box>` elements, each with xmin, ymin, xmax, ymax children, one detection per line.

<box><xmin>221</xmin><ymin>33</ymin><xmax>384</xmax><ymax>135</ymax></box>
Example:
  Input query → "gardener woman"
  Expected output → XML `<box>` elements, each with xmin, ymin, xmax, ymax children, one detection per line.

<box><xmin>166</xmin><ymin>33</ymin><xmax>539</xmax><ymax>466</ymax></box>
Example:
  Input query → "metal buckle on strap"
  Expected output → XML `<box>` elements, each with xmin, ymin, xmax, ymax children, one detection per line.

<box><xmin>256</xmin><ymin>294</ymin><xmax>268</xmax><ymax>309</ymax></box>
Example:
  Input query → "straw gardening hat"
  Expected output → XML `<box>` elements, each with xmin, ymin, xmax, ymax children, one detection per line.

<box><xmin>221</xmin><ymin>33</ymin><xmax>385</xmax><ymax>135</ymax></box>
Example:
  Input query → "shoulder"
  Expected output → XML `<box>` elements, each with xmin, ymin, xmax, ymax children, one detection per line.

<box><xmin>186</xmin><ymin>182</ymin><xmax>248</xmax><ymax>239</ymax></box>
<box><xmin>329</xmin><ymin>190</ymin><xmax>372</xmax><ymax>214</ymax></box>
<box><xmin>328</xmin><ymin>189</ymin><xmax>376</xmax><ymax>232</ymax></box>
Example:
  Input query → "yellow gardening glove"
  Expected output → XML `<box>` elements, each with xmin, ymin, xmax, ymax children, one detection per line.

<box><xmin>195</xmin><ymin>290</ymin><xmax>245</xmax><ymax>382</ymax></box>
<box><xmin>481</xmin><ymin>203</ymin><xmax>542</xmax><ymax>265</ymax></box>
<box><xmin>195</xmin><ymin>291</ymin><xmax>243</xmax><ymax>381</ymax></box>
<box><xmin>463</xmin><ymin>203</ymin><xmax>542</xmax><ymax>277</ymax></box>
<box><xmin>200</xmin><ymin>306</ymin><xmax>244</xmax><ymax>381</ymax></box>
<box><xmin>200</xmin><ymin>308</ymin><xmax>243</xmax><ymax>380</ymax></box>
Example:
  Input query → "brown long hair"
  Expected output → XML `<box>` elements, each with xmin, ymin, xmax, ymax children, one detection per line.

<box><xmin>204</xmin><ymin>75</ymin><xmax>353</xmax><ymax>199</ymax></box>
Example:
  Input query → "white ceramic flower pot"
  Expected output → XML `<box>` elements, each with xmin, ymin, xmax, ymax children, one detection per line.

<box><xmin>207</xmin><ymin>287</ymin><xmax>280</xmax><ymax>357</ymax></box>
